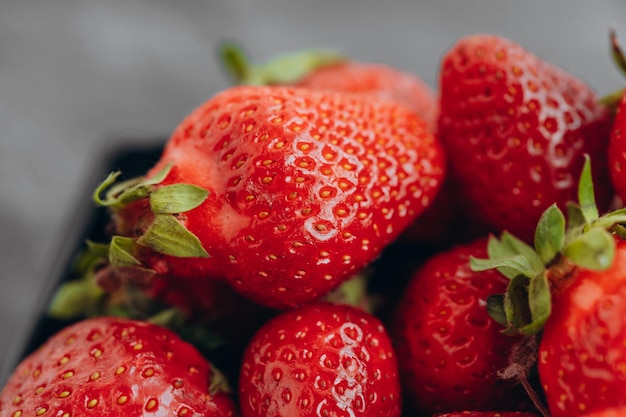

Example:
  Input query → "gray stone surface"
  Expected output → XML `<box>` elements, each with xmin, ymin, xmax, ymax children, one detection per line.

<box><xmin>1</xmin><ymin>0</ymin><xmax>625</xmax><ymax>381</ymax></box>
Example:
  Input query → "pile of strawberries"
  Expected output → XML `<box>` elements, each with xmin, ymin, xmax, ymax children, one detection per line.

<box><xmin>2</xmin><ymin>32</ymin><xmax>626</xmax><ymax>417</ymax></box>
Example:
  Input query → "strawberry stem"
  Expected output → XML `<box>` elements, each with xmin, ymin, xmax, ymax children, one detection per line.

<box><xmin>219</xmin><ymin>41</ymin><xmax>345</xmax><ymax>86</ymax></box>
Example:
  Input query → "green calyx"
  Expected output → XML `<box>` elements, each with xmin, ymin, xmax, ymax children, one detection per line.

<box><xmin>92</xmin><ymin>164</ymin><xmax>210</xmax><ymax>259</ymax></box>
<box><xmin>470</xmin><ymin>155</ymin><xmax>625</xmax><ymax>335</ymax></box>
<box><xmin>219</xmin><ymin>41</ymin><xmax>345</xmax><ymax>86</ymax></box>
<box><xmin>50</xmin><ymin>165</ymin><xmax>212</xmax><ymax>319</ymax></box>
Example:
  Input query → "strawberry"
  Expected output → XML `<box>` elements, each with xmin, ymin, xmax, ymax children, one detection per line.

<box><xmin>437</xmin><ymin>34</ymin><xmax>613</xmax><ymax>243</ymax></box>
<box><xmin>93</xmin><ymin>85</ymin><xmax>445</xmax><ymax>309</ymax></box>
<box><xmin>470</xmin><ymin>157</ymin><xmax>626</xmax><ymax>417</ymax></box>
<box><xmin>237</xmin><ymin>302</ymin><xmax>401</xmax><ymax>417</ymax></box>
<box><xmin>220</xmin><ymin>43</ymin><xmax>437</xmax><ymax>130</ymax></box>
<box><xmin>0</xmin><ymin>317</ymin><xmax>237</xmax><ymax>417</ymax></box>
<box><xmin>389</xmin><ymin>237</ymin><xmax>528</xmax><ymax>415</ymax></box>
<box><xmin>433</xmin><ymin>412</ymin><xmax>539</xmax><ymax>417</ymax></box>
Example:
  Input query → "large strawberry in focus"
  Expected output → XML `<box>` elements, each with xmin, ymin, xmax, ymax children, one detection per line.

<box><xmin>238</xmin><ymin>302</ymin><xmax>401</xmax><ymax>417</ymax></box>
<box><xmin>390</xmin><ymin>237</ymin><xmax>528</xmax><ymax>415</ymax></box>
<box><xmin>438</xmin><ymin>34</ymin><xmax>613</xmax><ymax>243</ymax></box>
<box><xmin>95</xmin><ymin>85</ymin><xmax>445</xmax><ymax>309</ymax></box>
<box><xmin>0</xmin><ymin>317</ymin><xmax>237</xmax><ymax>417</ymax></box>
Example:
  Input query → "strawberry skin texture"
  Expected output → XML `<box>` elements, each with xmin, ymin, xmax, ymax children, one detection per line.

<box><xmin>608</xmin><ymin>89</ymin><xmax>626</xmax><ymax>202</ymax></box>
<box><xmin>0</xmin><ymin>317</ymin><xmax>236</xmax><ymax>417</ymax></box>
<box><xmin>295</xmin><ymin>61</ymin><xmax>437</xmax><ymax>131</ymax></box>
<box><xmin>295</xmin><ymin>60</ymin><xmax>460</xmax><ymax>245</ymax></box>
<box><xmin>538</xmin><ymin>239</ymin><xmax>626</xmax><ymax>417</ymax></box>
<box><xmin>390</xmin><ymin>237</ymin><xmax>525</xmax><ymax>414</ymax></box>
<box><xmin>579</xmin><ymin>407</ymin><xmax>626</xmax><ymax>417</ymax></box>
<box><xmin>437</xmin><ymin>34</ymin><xmax>613</xmax><ymax>243</ymax></box>
<box><xmin>238</xmin><ymin>302</ymin><xmax>401</xmax><ymax>417</ymax></box>
<box><xmin>115</xmin><ymin>85</ymin><xmax>445</xmax><ymax>309</ymax></box>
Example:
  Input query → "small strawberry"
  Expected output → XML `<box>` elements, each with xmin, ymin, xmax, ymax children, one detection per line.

<box><xmin>389</xmin><ymin>237</ymin><xmax>528</xmax><ymax>415</ymax></box>
<box><xmin>92</xmin><ymin>85</ymin><xmax>445</xmax><ymax>309</ymax></box>
<box><xmin>433</xmin><ymin>412</ymin><xmax>540</xmax><ymax>417</ymax></box>
<box><xmin>237</xmin><ymin>302</ymin><xmax>401</xmax><ymax>417</ymax></box>
<box><xmin>0</xmin><ymin>317</ymin><xmax>237</xmax><ymax>417</ymax></box>
<box><xmin>471</xmin><ymin>157</ymin><xmax>626</xmax><ymax>417</ymax></box>
<box><xmin>220</xmin><ymin>43</ymin><xmax>437</xmax><ymax>130</ymax></box>
<box><xmin>438</xmin><ymin>34</ymin><xmax>613</xmax><ymax>243</ymax></box>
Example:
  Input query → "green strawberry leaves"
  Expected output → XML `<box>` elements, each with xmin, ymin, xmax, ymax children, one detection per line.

<box><xmin>578</xmin><ymin>154</ymin><xmax>599</xmax><ymax>223</ymax></box>
<box><xmin>563</xmin><ymin>228</ymin><xmax>615</xmax><ymax>271</ymax></box>
<box><xmin>137</xmin><ymin>214</ymin><xmax>209</xmax><ymax>258</ymax></box>
<box><xmin>471</xmin><ymin>155</ymin><xmax>624</xmax><ymax>335</ymax></box>
<box><xmin>534</xmin><ymin>204</ymin><xmax>565</xmax><ymax>264</ymax></box>
<box><xmin>150</xmin><ymin>183</ymin><xmax>209</xmax><ymax>214</ymax></box>
<box><xmin>220</xmin><ymin>42</ymin><xmax>345</xmax><ymax>86</ymax></box>
<box><xmin>93</xmin><ymin>164</ymin><xmax>172</xmax><ymax>208</ymax></box>
<box><xmin>110</xmin><ymin>236</ymin><xmax>141</xmax><ymax>266</ymax></box>
<box><xmin>471</xmin><ymin>233</ymin><xmax>549</xmax><ymax>335</ymax></box>
<box><xmin>92</xmin><ymin>164</ymin><xmax>210</xmax><ymax>259</ymax></box>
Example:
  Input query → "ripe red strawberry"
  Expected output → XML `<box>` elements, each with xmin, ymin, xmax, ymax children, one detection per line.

<box><xmin>389</xmin><ymin>237</ymin><xmax>527</xmax><ymax>414</ymax></box>
<box><xmin>470</xmin><ymin>158</ymin><xmax>626</xmax><ymax>417</ymax></box>
<box><xmin>438</xmin><ymin>34</ymin><xmax>613</xmax><ymax>243</ymax></box>
<box><xmin>433</xmin><ymin>412</ymin><xmax>539</xmax><ymax>417</ymax></box>
<box><xmin>237</xmin><ymin>302</ymin><xmax>401</xmax><ymax>417</ymax></box>
<box><xmin>95</xmin><ymin>85</ymin><xmax>445</xmax><ymax>309</ymax></box>
<box><xmin>220</xmin><ymin>44</ymin><xmax>437</xmax><ymax>130</ymax></box>
<box><xmin>0</xmin><ymin>317</ymin><xmax>237</xmax><ymax>417</ymax></box>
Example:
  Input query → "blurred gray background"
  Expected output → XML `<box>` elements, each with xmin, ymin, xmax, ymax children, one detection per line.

<box><xmin>1</xmin><ymin>0</ymin><xmax>625</xmax><ymax>381</ymax></box>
